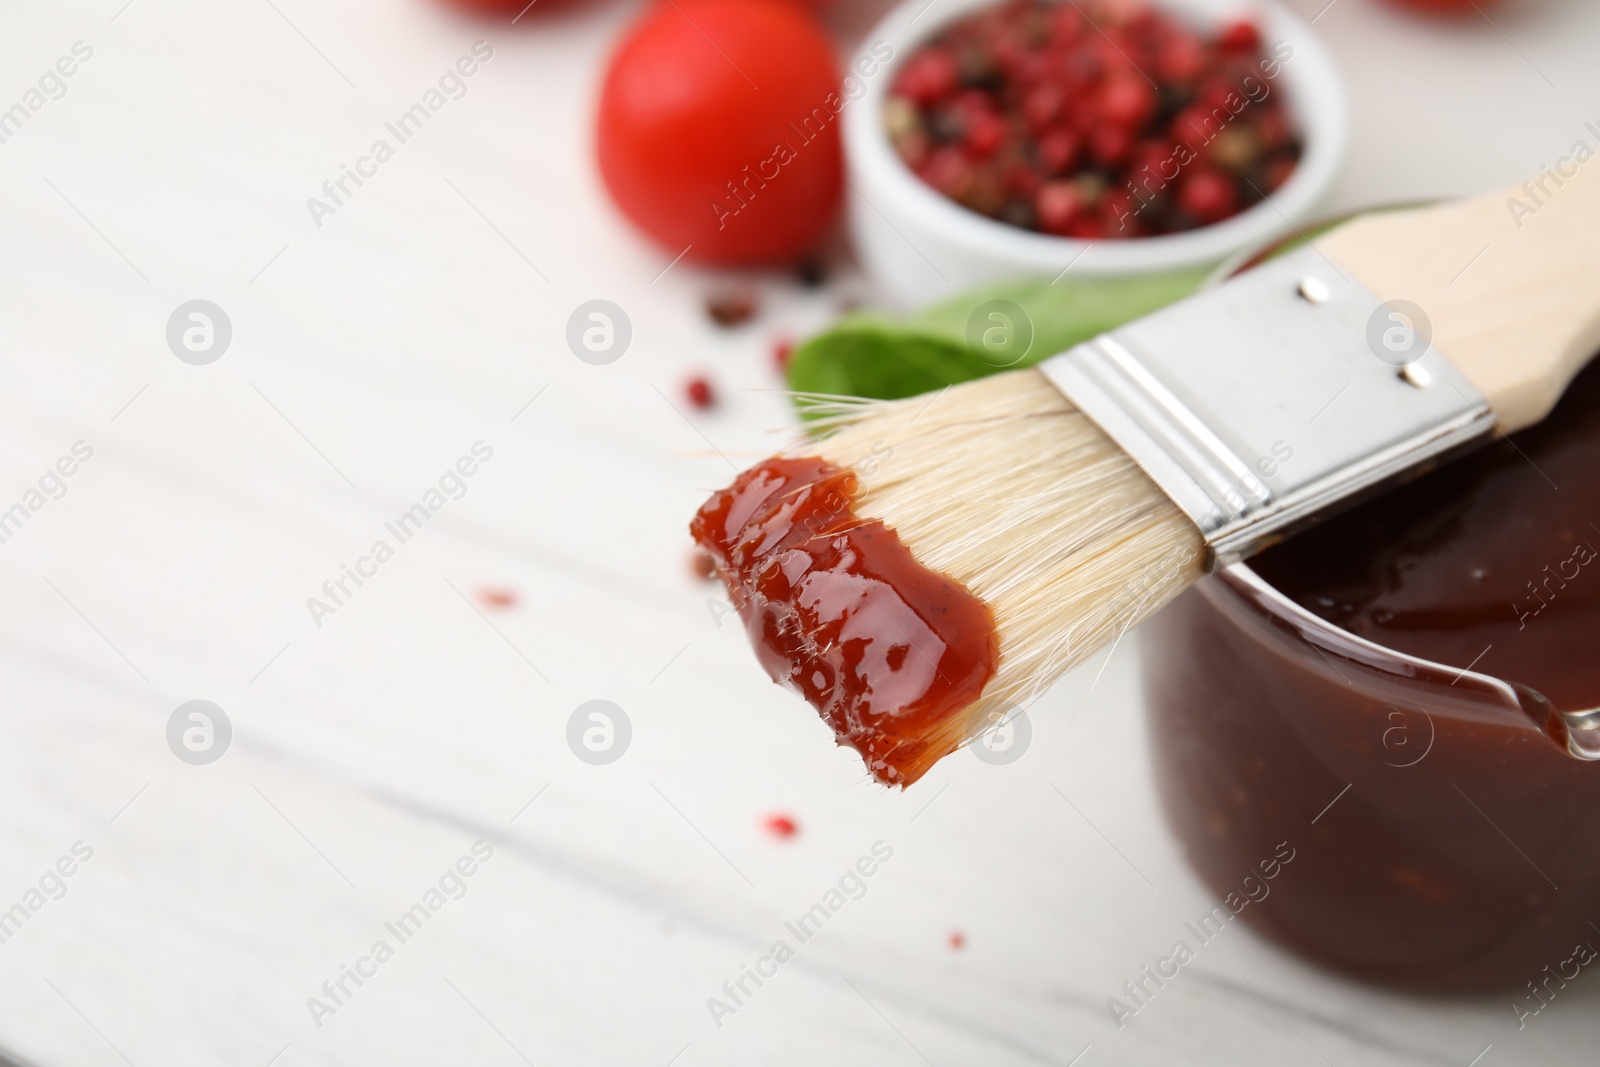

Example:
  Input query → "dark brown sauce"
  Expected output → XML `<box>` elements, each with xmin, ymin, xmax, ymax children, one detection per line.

<box><xmin>1253</xmin><ymin>357</ymin><xmax>1600</xmax><ymax>711</ymax></box>
<box><xmin>1145</xmin><ymin>356</ymin><xmax>1600</xmax><ymax>992</ymax></box>
<box><xmin>691</xmin><ymin>457</ymin><xmax>998</xmax><ymax>786</ymax></box>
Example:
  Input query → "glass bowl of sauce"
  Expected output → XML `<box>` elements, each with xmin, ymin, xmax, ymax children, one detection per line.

<box><xmin>1141</xmin><ymin>254</ymin><xmax>1600</xmax><ymax>995</ymax></box>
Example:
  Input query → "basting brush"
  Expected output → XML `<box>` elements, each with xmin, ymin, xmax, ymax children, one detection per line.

<box><xmin>692</xmin><ymin>164</ymin><xmax>1600</xmax><ymax>786</ymax></box>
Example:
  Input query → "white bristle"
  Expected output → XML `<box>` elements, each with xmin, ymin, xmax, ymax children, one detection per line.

<box><xmin>803</xmin><ymin>369</ymin><xmax>1205</xmax><ymax>763</ymax></box>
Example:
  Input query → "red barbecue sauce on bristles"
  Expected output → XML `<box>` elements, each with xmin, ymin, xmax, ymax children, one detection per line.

<box><xmin>691</xmin><ymin>457</ymin><xmax>999</xmax><ymax>786</ymax></box>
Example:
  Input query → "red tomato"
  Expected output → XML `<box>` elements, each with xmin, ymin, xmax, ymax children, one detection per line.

<box><xmin>597</xmin><ymin>0</ymin><xmax>843</xmax><ymax>265</ymax></box>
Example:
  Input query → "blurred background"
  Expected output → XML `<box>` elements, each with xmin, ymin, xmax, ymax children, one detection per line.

<box><xmin>0</xmin><ymin>0</ymin><xmax>1598</xmax><ymax>1064</ymax></box>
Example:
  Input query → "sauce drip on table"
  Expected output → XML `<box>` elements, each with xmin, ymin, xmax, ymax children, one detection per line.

<box><xmin>691</xmin><ymin>457</ymin><xmax>998</xmax><ymax>786</ymax></box>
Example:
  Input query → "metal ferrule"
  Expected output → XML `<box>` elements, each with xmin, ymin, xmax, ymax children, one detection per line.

<box><xmin>1038</xmin><ymin>244</ymin><xmax>1496</xmax><ymax>569</ymax></box>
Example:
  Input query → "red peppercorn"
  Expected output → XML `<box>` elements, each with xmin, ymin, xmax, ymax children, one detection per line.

<box><xmin>919</xmin><ymin>146</ymin><xmax>976</xmax><ymax>200</ymax></box>
<box><xmin>763</xmin><ymin>813</ymin><xmax>798</xmax><ymax>838</ymax></box>
<box><xmin>773</xmin><ymin>338</ymin><xmax>795</xmax><ymax>373</ymax></box>
<box><xmin>948</xmin><ymin>931</ymin><xmax>966</xmax><ymax>950</ymax></box>
<box><xmin>1179</xmin><ymin>167</ymin><xmax>1240</xmax><ymax>223</ymax></box>
<box><xmin>964</xmin><ymin>109</ymin><xmax>1008</xmax><ymax>158</ymax></box>
<box><xmin>1034</xmin><ymin>180</ymin><xmax>1086</xmax><ymax>235</ymax></box>
<box><xmin>1037</xmin><ymin>127</ymin><xmax>1081</xmax><ymax>175</ymax></box>
<box><xmin>895</xmin><ymin>49</ymin><xmax>960</xmax><ymax>106</ymax></box>
<box><xmin>1012</xmin><ymin>50</ymin><xmax>1051</xmax><ymax>86</ymax></box>
<box><xmin>1198</xmin><ymin>76</ymin><xmax>1239</xmax><ymax>114</ymax></box>
<box><xmin>1099</xmin><ymin>75</ymin><xmax>1157</xmax><ymax>129</ymax></box>
<box><xmin>954</xmin><ymin>88</ymin><xmax>993</xmax><ymax>113</ymax></box>
<box><xmin>1022</xmin><ymin>83</ymin><xmax>1065</xmax><ymax>133</ymax></box>
<box><xmin>477</xmin><ymin>587</ymin><xmax>518</xmax><ymax>609</ymax></box>
<box><xmin>1093</xmin><ymin>35</ymin><xmax>1138</xmax><ymax>77</ymax></box>
<box><xmin>1126</xmin><ymin>6</ymin><xmax>1164</xmax><ymax>36</ymax></box>
<box><xmin>685</xmin><ymin>376</ymin><xmax>716</xmax><ymax>409</ymax></box>
<box><xmin>1050</xmin><ymin>6</ymin><xmax>1085</xmax><ymax>44</ymax></box>
<box><xmin>990</xmin><ymin>31</ymin><xmax>1030</xmax><ymax>79</ymax></box>
<box><xmin>1088</xmin><ymin>124</ymin><xmax>1135</xmax><ymax>168</ymax></box>
<box><xmin>1005</xmin><ymin>161</ymin><xmax>1044</xmax><ymax>199</ymax></box>
<box><xmin>1066</xmin><ymin>214</ymin><xmax>1106</xmax><ymax>239</ymax></box>
<box><xmin>1218</xmin><ymin>19</ymin><xmax>1262</xmax><ymax>55</ymax></box>
<box><xmin>1171</xmin><ymin>104</ymin><xmax>1220</xmax><ymax>148</ymax></box>
<box><xmin>1061</xmin><ymin>45</ymin><xmax>1102</xmax><ymax>92</ymax></box>
<box><xmin>706</xmin><ymin>286</ymin><xmax>759</xmax><ymax>327</ymax></box>
<box><xmin>1157</xmin><ymin>33</ymin><xmax>1206</xmax><ymax>83</ymax></box>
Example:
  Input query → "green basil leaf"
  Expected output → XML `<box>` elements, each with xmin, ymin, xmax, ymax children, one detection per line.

<box><xmin>787</xmin><ymin>267</ymin><xmax>1212</xmax><ymax>414</ymax></box>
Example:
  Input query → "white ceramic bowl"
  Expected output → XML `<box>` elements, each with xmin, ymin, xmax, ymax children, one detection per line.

<box><xmin>843</xmin><ymin>0</ymin><xmax>1349</xmax><ymax>307</ymax></box>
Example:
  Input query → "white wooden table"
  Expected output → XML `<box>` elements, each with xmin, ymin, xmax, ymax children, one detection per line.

<box><xmin>1</xmin><ymin>0</ymin><xmax>1598</xmax><ymax>1064</ymax></box>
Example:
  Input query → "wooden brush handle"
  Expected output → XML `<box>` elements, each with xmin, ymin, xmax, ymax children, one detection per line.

<box><xmin>1319</xmin><ymin>160</ymin><xmax>1600</xmax><ymax>432</ymax></box>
